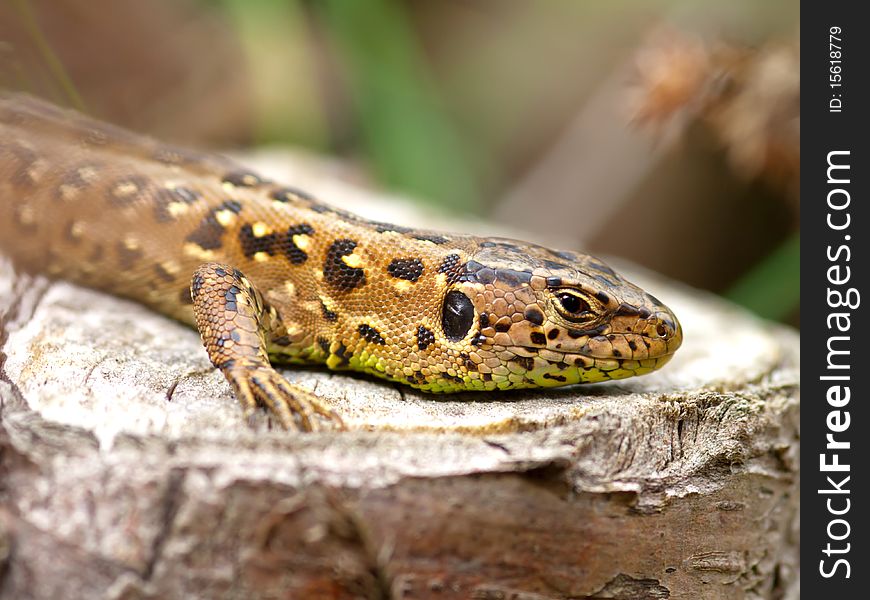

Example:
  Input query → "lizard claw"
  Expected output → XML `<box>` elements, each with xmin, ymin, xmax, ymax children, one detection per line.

<box><xmin>225</xmin><ymin>364</ymin><xmax>345</xmax><ymax>432</ymax></box>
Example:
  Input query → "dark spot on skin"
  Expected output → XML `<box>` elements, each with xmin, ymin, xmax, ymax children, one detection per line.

<box><xmin>411</xmin><ymin>233</ymin><xmax>449</xmax><ymax>244</ymax></box>
<box><xmin>438</xmin><ymin>254</ymin><xmax>464</xmax><ymax>283</ymax></box>
<box><xmin>317</xmin><ymin>337</ymin><xmax>331</xmax><ymax>355</ymax></box>
<box><xmin>285</xmin><ymin>223</ymin><xmax>315</xmax><ymax>264</ymax></box>
<box><xmin>358</xmin><ymin>324</ymin><xmax>386</xmax><ymax>345</ymax></box>
<box><xmin>309</xmin><ymin>203</ymin><xmax>331</xmax><ymax>213</ymax></box>
<box><xmin>475</xmin><ymin>268</ymin><xmax>496</xmax><ymax>285</ymax></box>
<box><xmin>417</xmin><ymin>326</ymin><xmax>435</xmax><ymax>351</ymax></box>
<box><xmin>549</xmin><ymin>249</ymin><xmax>576</xmax><ymax>261</ymax></box>
<box><xmin>542</xmin><ymin>259</ymin><xmax>567</xmax><ymax>271</ymax></box>
<box><xmin>271</xmin><ymin>186</ymin><xmax>315</xmax><ymax>203</ymax></box>
<box><xmin>387</xmin><ymin>258</ymin><xmax>424</xmax><ymax>282</ymax></box>
<box><xmin>116</xmin><ymin>241</ymin><xmax>143</xmax><ymax>270</ymax></box>
<box><xmin>224</xmin><ymin>285</ymin><xmax>240</xmax><ymax>310</ymax></box>
<box><xmin>511</xmin><ymin>356</ymin><xmax>534</xmax><ymax>371</ymax></box>
<box><xmin>323</xmin><ymin>239</ymin><xmax>366</xmax><ymax>291</ymax></box>
<box><xmin>238</xmin><ymin>224</ymin><xmax>272</xmax><ymax>257</ymax></box>
<box><xmin>1</xmin><ymin>143</ymin><xmax>38</xmax><ymax>187</ymax></box>
<box><xmin>271</xmin><ymin>335</ymin><xmax>291</xmax><ymax>347</ymax></box>
<box><xmin>471</xmin><ymin>332</ymin><xmax>486</xmax><ymax>346</ymax></box>
<box><xmin>547</xmin><ymin>328</ymin><xmax>560</xmax><ymax>340</ymax></box>
<box><xmin>628</xmin><ymin>340</ymin><xmax>638</xmax><ymax>351</ymax></box>
<box><xmin>188</xmin><ymin>206</ymin><xmax>236</xmax><ymax>251</ymax></box>
<box><xmin>214</xmin><ymin>267</ymin><xmax>227</xmax><ymax>277</ymax></box>
<box><xmin>89</xmin><ymin>245</ymin><xmax>104</xmax><ymax>262</ymax></box>
<box><xmin>222</xmin><ymin>170</ymin><xmax>266</xmax><ymax>187</ymax></box>
<box><xmin>524</xmin><ymin>306</ymin><xmax>544</xmax><ymax>326</ymax></box>
<box><xmin>443</xmin><ymin>373</ymin><xmax>464</xmax><ymax>383</ymax></box>
<box><xmin>607</xmin><ymin>334</ymin><xmax>617</xmax><ymax>341</ymax></box>
<box><xmin>496</xmin><ymin>269</ymin><xmax>532</xmax><ymax>287</ymax></box>
<box><xmin>482</xmin><ymin>372</ymin><xmax>493</xmax><ymax>382</ymax></box>
<box><xmin>546</xmin><ymin>276</ymin><xmax>563</xmax><ymax>288</ymax></box>
<box><xmin>596</xmin><ymin>292</ymin><xmax>610</xmax><ymax>304</ymax></box>
<box><xmin>615</xmin><ymin>304</ymin><xmax>639</xmax><ymax>317</ymax></box>
<box><xmin>333</xmin><ymin>343</ymin><xmax>351</xmax><ymax>367</ymax></box>
<box><xmin>52</xmin><ymin>163</ymin><xmax>92</xmax><ymax>201</ymax></box>
<box><xmin>220</xmin><ymin>200</ymin><xmax>244</xmax><ymax>214</ymax></box>
<box><xmin>239</xmin><ymin>222</ymin><xmax>312</xmax><ymax>263</ymax></box>
<box><xmin>152</xmin><ymin>186</ymin><xmax>202</xmax><ymax>222</ymax></box>
<box><xmin>106</xmin><ymin>175</ymin><xmax>149</xmax><ymax>206</ymax></box>
<box><xmin>153</xmin><ymin>264</ymin><xmax>175</xmax><ymax>283</ymax></box>
<box><xmin>320</xmin><ymin>300</ymin><xmax>338</xmax><ymax>321</ymax></box>
<box><xmin>530</xmin><ymin>331</ymin><xmax>547</xmax><ymax>345</ymax></box>
<box><xmin>588</xmin><ymin>260</ymin><xmax>617</xmax><ymax>277</ymax></box>
<box><xmin>479</xmin><ymin>312</ymin><xmax>491</xmax><ymax>327</ymax></box>
<box><xmin>543</xmin><ymin>373</ymin><xmax>567</xmax><ymax>382</ymax></box>
<box><xmin>638</xmin><ymin>307</ymin><xmax>651</xmax><ymax>319</ymax></box>
<box><xmin>495</xmin><ymin>322</ymin><xmax>512</xmax><ymax>333</ymax></box>
<box><xmin>373</xmin><ymin>222</ymin><xmax>413</xmax><ymax>234</ymax></box>
<box><xmin>478</xmin><ymin>240</ymin><xmax>522</xmax><ymax>252</ymax></box>
<box><xmin>179</xmin><ymin>287</ymin><xmax>193</xmax><ymax>305</ymax></box>
<box><xmin>613</xmin><ymin>349</ymin><xmax>622</xmax><ymax>357</ymax></box>
<box><xmin>152</xmin><ymin>146</ymin><xmax>211</xmax><ymax>166</ymax></box>
<box><xmin>464</xmin><ymin>358</ymin><xmax>477</xmax><ymax>372</ymax></box>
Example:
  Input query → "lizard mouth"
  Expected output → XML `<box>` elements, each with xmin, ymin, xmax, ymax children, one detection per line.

<box><xmin>512</xmin><ymin>347</ymin><xmax>678</xmax><ymax>387</ymax></box>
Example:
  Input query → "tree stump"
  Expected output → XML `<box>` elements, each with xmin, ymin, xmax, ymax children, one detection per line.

<box><xmin>0</xmin><ymin>153</ymin><xmax>799</xmax><ymax>600</ymax></box>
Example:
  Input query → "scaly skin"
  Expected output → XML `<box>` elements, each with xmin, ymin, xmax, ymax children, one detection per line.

<box><xmin>0</xmin><ymin>94</ymin><xmax>682</xmax><ymax>430</ymax></box>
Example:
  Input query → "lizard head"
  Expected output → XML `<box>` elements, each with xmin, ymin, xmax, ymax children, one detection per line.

<box><xmin>431</xmin><ymin>239</ymin><xmax>682</xmax><ymax>391</ymax></box>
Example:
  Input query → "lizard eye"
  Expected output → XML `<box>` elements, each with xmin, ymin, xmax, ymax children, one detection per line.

<box><xmin>442</xmin><ymin>290</ymin><xmax>475</xmax><ymax>341</ymax></box>
<box><xmin>554</xmin><ymin>291</ymin><xmax>596</xmax><ymax>322</ymax></box>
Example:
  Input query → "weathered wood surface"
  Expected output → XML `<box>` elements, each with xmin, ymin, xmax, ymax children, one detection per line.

<box><xmin>0</xmin><ymin>152</ymin><xmax>799</xmax><ymax>600</ymax></box>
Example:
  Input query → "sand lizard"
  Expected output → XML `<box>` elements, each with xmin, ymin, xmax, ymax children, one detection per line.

<box><xmin>0</xmin><ymin>94</ymin><xmax>682</xmax><ymax>431</ymax></box>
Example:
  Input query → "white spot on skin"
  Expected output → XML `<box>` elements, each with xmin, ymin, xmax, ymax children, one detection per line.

<box><xmin>27</xmin><ymin>159</ymin><xmax>49</xmax><ymax>183</ymax></box>
<box><xmin>78</xmin><ymin>167</ymin><xmax>98</xmax><ymax>182</ymax></box>
<box><xmin>254</xmin><ymin>251</ymin><xmax>270</xmax><ymax>262</ymax></box>
<box><xmin>393</xmin><ymin>280</ymin><xmax>412</xmax><ymax>292</ymax></box>
<box><xmin>16</xmin><ymin>204</ymin><xmax>36</xmax><ymax>225</ymax></box>
<box><xmin>292</xmin><ymin>234</ymin><xmax>311</xmax><ymax>250</ymax></box>
<box><xmin>161</xmin><ymin>261</ymin><xmax>181</xmax><ymax>275</ymax></box>
<box><xmin>167</xmin><ymin>202</ymin><xmax>189</xmax><ymax>217</ymax></box>
<box><xmin>284</xmin><ymin>282</ymin><xmax>296</xmax><ymax>297</ymax></box>
<box><xmin>342</xmin><ymin>253</ymin><xmax>363</xmax><ymax>268</ymax></box>
<box><xmin>252</xmin><ymin>222</ymin><xmax>270</xmax><ymax>237</ymax></box>
<box><xmin>114</xmin><ymin>182</ymin><xmax>138</xmax><ymax>198</ymax></box>
<box><xmin>69</xmin><ymin>221</ymin><xmax>85</xmax><ymax>239</ymax></box>
<box><xmin>183</xmin><ymin>242</ymin><xmax>215</xmax><ymax>260</ymax></box>
<box><xmin>215</xmin><ymin>209</ymin><xmax>236</xmax><ymax>227</ymax></box>
<box><xmin>122</xmin><ymin>236</ymin><xmax>140</xmax><ymax>250</ymax></box>
<box><xmin>58</xmin><ymin>184</ymin><xmax>79</xmax><ymax>201</ymax></box>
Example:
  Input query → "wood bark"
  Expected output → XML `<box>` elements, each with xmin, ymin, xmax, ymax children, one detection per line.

<box><xmin>0</xmin><ymin>153</ymin><xmax>799</xmax><ymax>600</ymax></box>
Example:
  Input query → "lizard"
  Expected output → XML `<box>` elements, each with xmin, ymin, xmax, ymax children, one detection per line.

<box><xmin>0</xmin><ymin>93</ymin><xmax>682</xmax><ymax>431</ymax></box>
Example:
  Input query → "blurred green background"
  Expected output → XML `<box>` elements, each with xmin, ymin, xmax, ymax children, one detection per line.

<box><xmin>1</xmin><ymin>0</ymin><xmax>799</xmax><ymax>325</ymax></box>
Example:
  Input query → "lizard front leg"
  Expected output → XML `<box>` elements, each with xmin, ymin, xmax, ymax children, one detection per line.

<box><xmin>190</xmin><ymin>262</ymin><xmax>344</xmax><ymax>431</ymax></box>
